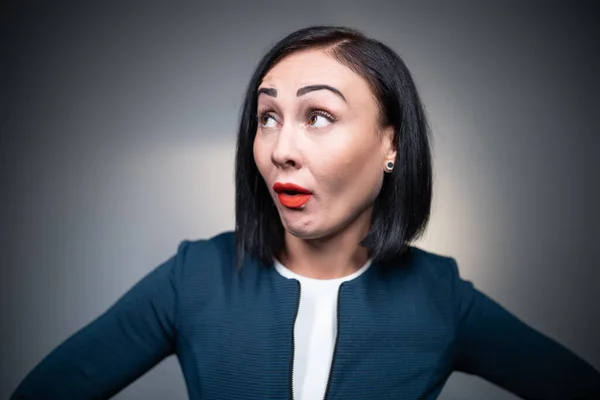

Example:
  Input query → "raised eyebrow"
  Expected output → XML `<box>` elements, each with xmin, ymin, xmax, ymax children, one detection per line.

<box><xmin>257</xmin><ymin>87</ymin><xmax>277</xmax><ymax>97</ymax></box>
<box><xmin>297</xmin><ymin>85</ymin><xmax>346</xmax><ymax>102</ymax></box>
<box><xmin>256</xmin><ymin>85</ymin><xmax>347</xmax><ymax>102</ymax></box>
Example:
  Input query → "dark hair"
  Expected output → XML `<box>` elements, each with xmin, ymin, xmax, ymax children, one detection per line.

<box><xmin>235</xmin><ymin>26</ymin><xmax>432</xmax><ymax>268</ymax></box>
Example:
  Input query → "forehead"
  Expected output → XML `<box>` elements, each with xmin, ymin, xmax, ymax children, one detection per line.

<box><xmin>260</xmin><ymin>48</ymin><xmax>372</xmax><ymax>97</ymax></box>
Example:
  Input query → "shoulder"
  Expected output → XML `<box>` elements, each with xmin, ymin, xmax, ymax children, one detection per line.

<box><xmin>401</xmin><ymin>245</ymin><xmax>461</xmax><ymax>283</ymax></box>
<box><xmin>176</xmin><ymin>230</ymin><xmax>235</xmax><ymax>264</ymax></box>
<box><xmin>170</xmin><ymin>230</ymin><xmax>236</xmax><ymax>285</ymax></box>
<box><xmin>403</xmin><ymin>246</ymin><xmax>476</xmax><ymax>318</ymax></box>
<box><xmin>385</xmin><ymin>246</ymin><xmax>470</xmax><ymax>311</ymax></box>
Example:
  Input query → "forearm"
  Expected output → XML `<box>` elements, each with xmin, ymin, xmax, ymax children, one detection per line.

<box><xmin>451</xmin><ymin>259</ymin><xmax>600</xmax><ymax>398</ymax></box>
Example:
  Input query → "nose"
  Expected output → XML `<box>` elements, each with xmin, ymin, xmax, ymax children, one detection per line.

<box><xmin>270</xmin><ymin>123</ymin><xmax>302</xmax><ymax>170</ymax></box>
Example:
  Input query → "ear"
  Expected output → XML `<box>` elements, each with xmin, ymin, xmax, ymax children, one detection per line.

<box><xmin>381</xmin><ymin>125</ymin><xmax>397</xmax><ymax>162</ymax></box>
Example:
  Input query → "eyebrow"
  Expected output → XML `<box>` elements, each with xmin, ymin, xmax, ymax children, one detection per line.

<box><xmin>257</xmin><ymin>84</ymin><xmax>347</xmax><ymax>102</ymax></box>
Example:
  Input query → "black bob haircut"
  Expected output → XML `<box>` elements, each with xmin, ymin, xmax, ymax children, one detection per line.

<box><xmin>235</xmin><ymin>26</ymin><xmax>432</xmax><ymax>268</ymax></box>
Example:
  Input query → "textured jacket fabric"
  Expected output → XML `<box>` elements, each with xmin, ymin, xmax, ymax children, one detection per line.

<box><xmin>11</xmin><ymin>231</ymin><xmax>600</xmax><ymax>399</ymax></box>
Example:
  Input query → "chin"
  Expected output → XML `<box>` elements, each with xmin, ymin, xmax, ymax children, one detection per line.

<box><xmin>282</xmin><ymin>219</ymin><xmax>344</xmax><ymax>242</ymax></box>
<box><xmin>282</xmin><ymin>220</ymin><xmax>326</xmax><ymax>240</ymax></box>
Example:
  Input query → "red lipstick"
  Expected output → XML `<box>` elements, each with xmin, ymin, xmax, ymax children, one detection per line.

<box><xmin>272</xmin><ymin>182</ymin><xmax>313</xmax><ymax>209</ymax></box>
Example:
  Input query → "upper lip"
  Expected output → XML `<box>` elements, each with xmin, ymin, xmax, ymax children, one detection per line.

<box><xmin>273</xmin><ymin>182</ymin><xmax>312</xmax><ymax>194</ymax></box>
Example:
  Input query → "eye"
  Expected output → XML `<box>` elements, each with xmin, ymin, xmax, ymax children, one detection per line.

<box><xmin>258</xmin><ymin>111</ymin><xmax>278</xmax><ymax>128</ymax></box>
<box><xmin>307</xmin><ymin>110</ymin><xmax>335</xmax><ymax>128</ymax></box>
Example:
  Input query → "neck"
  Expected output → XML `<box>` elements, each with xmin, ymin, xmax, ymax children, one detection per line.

<box><xmin>279</xmin><ymin>209</ymin><xmax>372</xmax><ymax>279</ymax></box>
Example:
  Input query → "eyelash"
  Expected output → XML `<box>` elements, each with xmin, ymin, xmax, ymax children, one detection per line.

<box><xmin>256</xmin><ymin>108</ymin><xmax>336</xmax><ymax>127</ymax></box>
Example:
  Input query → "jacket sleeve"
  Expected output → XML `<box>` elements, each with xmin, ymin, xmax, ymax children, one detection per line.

<box><xmin>450</xmin><ymin>259</ymin><xmax>600</xmax><ymax>399</ymax></box>
<box><xmin>10</xmin><ymin>241</ymin><xmax>187</xmax><ymax>400</ymax></box>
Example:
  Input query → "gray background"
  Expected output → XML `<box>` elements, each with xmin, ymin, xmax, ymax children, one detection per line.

<box><xmin>1</xmin><ymin>1</ymin><xmax>598</xmax><ymax>399</ymax></box>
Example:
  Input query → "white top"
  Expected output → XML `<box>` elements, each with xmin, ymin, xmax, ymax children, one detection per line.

<box><xmin>274</xmin><ymin>258</ymin><xmax>372</xmax><ymax>400</ymax></box>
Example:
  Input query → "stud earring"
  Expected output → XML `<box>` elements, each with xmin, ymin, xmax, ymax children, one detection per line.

<box><xmin>384</xmin><ymin>160</ymin><xmax>394</xmax><ymax>172</ymax></box>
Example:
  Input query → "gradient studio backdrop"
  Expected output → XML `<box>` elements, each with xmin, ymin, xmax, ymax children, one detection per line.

<box><xmin>1</xmin><ymin>2</ymin><xmax>598</xmax><ymax>399</ymax></box>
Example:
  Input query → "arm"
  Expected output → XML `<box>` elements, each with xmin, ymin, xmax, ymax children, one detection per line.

<box><xmin>450</xmin><ymin>259</ymin><xmax>600</xmax><ymax>399</ymax></box>
<box><xmin>10</xmin><ymin>241</ymin><xmax>187</xmax><ymax>400</ymax></box>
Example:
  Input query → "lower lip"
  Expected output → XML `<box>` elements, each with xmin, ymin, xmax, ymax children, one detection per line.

<box><xmin>277</xmin><ymin>193</ymin><xmax>312</xmax><ymax>208</ymax></box>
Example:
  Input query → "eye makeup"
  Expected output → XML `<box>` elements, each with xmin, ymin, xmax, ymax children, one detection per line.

<box><xmin>256</xmin><ymin>105</ymin><xmax>338</xmax><ymax>129</ymax></box>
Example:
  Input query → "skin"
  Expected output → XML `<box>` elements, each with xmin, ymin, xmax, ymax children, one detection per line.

<box><xmin>253</xmin><ymin>48</ymin><xmax>396</xmax><ymax>279</ymax></box>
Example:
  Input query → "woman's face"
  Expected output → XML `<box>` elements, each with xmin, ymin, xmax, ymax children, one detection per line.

<box><xmin>253</xmin><ymin>48</ymin><xmax>396</xmax><ymax>240</ymax></box>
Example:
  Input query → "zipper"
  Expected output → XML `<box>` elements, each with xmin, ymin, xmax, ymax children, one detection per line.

<box><xmin>322</xmin><ymin>282</ymin><xmax>343</xmax><ymax>400</ymax></box>
<box><xmin>290</xmin><ymin>280</ymin><xmax>301</xmax><ymax>400</ymax></box>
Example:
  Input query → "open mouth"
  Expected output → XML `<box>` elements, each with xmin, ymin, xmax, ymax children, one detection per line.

<box><xmin>272</xmin><ymin>182</ymin><xmax>313</xmax><ymax>208</ymax></box>
<box><xmin>277</xmin><ymin>192</ymin><xmax>312</xmax><ymax>208</ymax></box>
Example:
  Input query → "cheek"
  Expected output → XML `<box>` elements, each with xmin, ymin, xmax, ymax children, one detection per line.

<box><xmin>311</xmin><ymin>135</ymin><xmax>383</xmax><ymax>197</ymax></box>
<box><xmin>253</xmin><ymin>136</ymin><xmax>271</xmax><ymax>178</ymax></box>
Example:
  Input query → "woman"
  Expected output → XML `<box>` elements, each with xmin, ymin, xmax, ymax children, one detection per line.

<box><xmin>11</xmin><ymin>26</ymin><xmax>600</xmax><ymax>400</ymax></box>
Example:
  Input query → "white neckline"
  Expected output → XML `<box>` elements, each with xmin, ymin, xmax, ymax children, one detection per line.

<box><xmin>274</xmin><ymin>257</ymin><xmax>372</xmax><ymax>284</ymax></box>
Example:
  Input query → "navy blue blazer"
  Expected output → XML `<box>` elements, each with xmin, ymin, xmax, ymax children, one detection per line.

<box><xmin>11</xmin><ymin>231</ymin><xmax>600</xmax><ymax>399</ymax></box>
